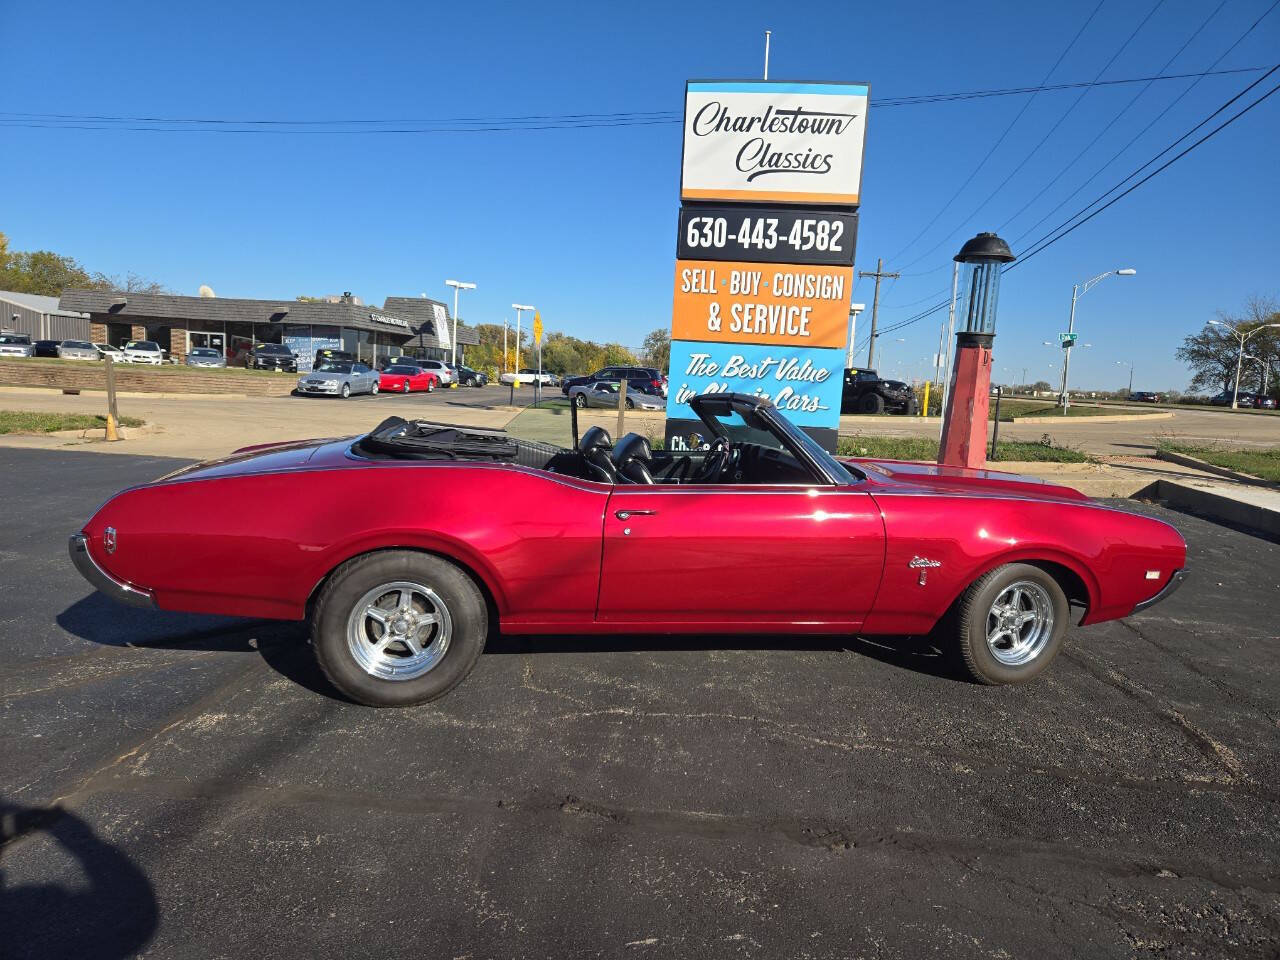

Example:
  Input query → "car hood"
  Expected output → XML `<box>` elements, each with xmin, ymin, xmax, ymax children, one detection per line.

<box><xmin>847</xmin><ymin>457</ymin><xmax>1093</xmax><ymax>503</ymax></box>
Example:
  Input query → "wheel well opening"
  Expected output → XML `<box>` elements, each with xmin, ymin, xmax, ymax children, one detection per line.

<box><xmin>305</xmin><ymin>547</ymin><xmax>501</xmax><ymax>634</ymax></box>
<box><xmin>1024</xmin><ymin>560</ymin><xmax>1090</xmax><ymax>623</ymax></box>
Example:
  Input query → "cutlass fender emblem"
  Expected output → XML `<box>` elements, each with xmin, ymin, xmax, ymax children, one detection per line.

<box><xmin>103</xmin><ymin>527</ymin><xmax>117</xmax><ymax>554</ymax></box>
<box><xmin>908</xmin><ymin>555</ymin><xmax>941</xmax><ymax>585</ymax></box>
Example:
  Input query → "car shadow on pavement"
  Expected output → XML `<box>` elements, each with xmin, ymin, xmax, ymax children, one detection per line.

<box><xmin>56</xmin><ymin>594</ymin><xmax>352</xmax><ymax>703</ymax></box>
<box><xmin>0</xmin><ymin>800</ymin><xmax>158</xmax><ymax>960</ymax></box>
<box><xmin>486</xmin><ymin>632</ymin><xmax>962</xmax><ymax>681</ymax></box>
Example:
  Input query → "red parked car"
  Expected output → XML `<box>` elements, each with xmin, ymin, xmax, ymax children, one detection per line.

<box><xmin>69</xmin><ymin>393</ymin><xmax>1187</xmax><ymax>707</ymax></box>
<box><xmin>379</xmin><ymin>364</ymin><xmax>439</xmax><ymax>394</ymax></box>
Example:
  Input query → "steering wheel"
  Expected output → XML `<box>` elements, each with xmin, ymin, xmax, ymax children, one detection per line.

<box><xmin>693</xmin><ymin>437</ymin><xmax>730</xmax><ymax>483</ymax></box>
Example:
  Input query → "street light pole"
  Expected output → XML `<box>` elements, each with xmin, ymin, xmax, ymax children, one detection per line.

<box><xmin>1115</xmin><ymin>360</ymin><xmax>1134</xmax><ymax>397</ymax></box>
<box><xmin>1060</xmin><ymin>268</ymin><xmax>1136</xmax><ymax>412</ymax></box>
<box><xmin>1209</xmin><ymin>319</ymin><xmax>1280</xmax><ymax>409</ymax></box>
<box><xmin>511</xmin><ymin>303</ymin><xmax>535</xmax><ymax>372</ymax></box>
<box><xmin>444</xmin><ymin>280</ymin><xmax>475</xmax><ymax>367</ymax></box>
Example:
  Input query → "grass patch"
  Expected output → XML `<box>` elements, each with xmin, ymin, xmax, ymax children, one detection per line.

<box><xmin>0</xmin><ymin>410</ymin><xmax>145</xmax><ymax>434</ymax></box>
<box><xmin>990</xmin><ymin>399</ymin><xmax>1115</xmax><ymax>420</ymax></box>
<box><xmin>1158</xmin><ymin>441</ymin><xmax>1280</xmax><ymax>483</ymax></box>
<box><xmin>838</xmin><ymin>433</ymin><xmax>1090</xmax><ymax>463</ymax></box>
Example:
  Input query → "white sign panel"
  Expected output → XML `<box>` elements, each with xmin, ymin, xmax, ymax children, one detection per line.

<box><xmin>681</xmin><ymin>81</ymin><xmax>869</xmax><ymax>207</ymax></box>
<box><xmin>433</xmin><ymin>303</ymin><xmax>451</xmax><ymax>351</ymax></box>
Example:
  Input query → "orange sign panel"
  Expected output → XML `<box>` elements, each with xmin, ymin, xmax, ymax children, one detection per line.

<box><xmin>671</xmin><ymin>260</ymin><xmax>853</xmax><ymax>348</ymax></box>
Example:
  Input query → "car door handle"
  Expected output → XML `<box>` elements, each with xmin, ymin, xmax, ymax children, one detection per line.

<box><xmin>614</xmin><ymin>509</ymin><xmax>656</xmax><ymax>520</ymax></box>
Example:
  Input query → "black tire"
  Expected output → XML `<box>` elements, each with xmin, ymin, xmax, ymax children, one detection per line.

<box><xmin>340</xmin><ymin>383</ymin><xmax>351</xmax><ymax>399</ymax></box>
<box><xmin>858</xmin><ymin>393</ymin><xmax>885</xmax><ymax>414</ymax></box>
<box><xmin>952</xmin><ymin>563</ymin><xmax>1068</xmax><ymax>685</ymax></box>
<box><xmin>625</xmin><ymin>397</ymin><xmax>635</xmax><ymax>409</ymax></box>
<box><xmin>311</xmin><ymin>551</ymin><xmax>489</xmax><ymax>707</ymax></box>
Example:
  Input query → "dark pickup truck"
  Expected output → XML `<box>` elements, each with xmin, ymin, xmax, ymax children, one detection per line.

<box><xmin>841</xmin><ymin>368</ymin><xmax>918</xmax><ymax>415</ymax></box>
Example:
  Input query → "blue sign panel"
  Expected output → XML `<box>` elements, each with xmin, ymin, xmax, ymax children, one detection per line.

<box><xmin>664</xmin><ymin>338</ymin><xmax>845</xmax><ymax>429</ymax></box>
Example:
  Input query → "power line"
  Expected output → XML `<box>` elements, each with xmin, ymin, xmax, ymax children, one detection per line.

<box><xmin>866</xmin><ymin>65</ymin><xmax>1280</xmax><ymax>342</ymax></box>
<box><xmin>895</xmin><ymin>0</ymin><xmax>1168</xmax><ymax>272</ymax></box>
<box><xmin>884</xmin><ymin>0</ymin><xmax>1105</xmax><ymax>266</ymax></box>
<box><xmin>1008</xmin><ymin>68</ymin><xmax>1280</xmax><ymax>270</ymax></box>
<box><xmin>0</xmin><ymin>65</ymin><xmax>1268</xmax><ymax>135</ymax></box>
<box><xmin>1009</xmin><ymin>0</ymin><xmax>1280</xmax><ymax>246</ymax></box>
<box><xmin>996</xmin><ymin>0</ymin><xmax>1228</xmax><ymax>234</ymax></box>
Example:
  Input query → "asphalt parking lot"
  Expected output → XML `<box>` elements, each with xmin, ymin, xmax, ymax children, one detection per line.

<box><xmin>3</xmin><ymin>447</ymin><xmax>1279</xmax><ymax>959</ymax></box>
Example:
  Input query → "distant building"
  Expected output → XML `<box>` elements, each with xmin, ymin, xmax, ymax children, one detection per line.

<box><xmin>0</xmin><ymin>290</ymin><xmax>90</xmax><ymax>341</ymax></box>
<box><xmin>58</xmin><ymin>289</ymin><xmax>477</xmax><ymax>370</ymax></box>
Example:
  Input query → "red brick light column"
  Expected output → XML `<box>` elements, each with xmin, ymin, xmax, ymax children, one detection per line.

<box><xmin>938</xmin><ymin>232</ymin><xmax>1015</xmax><ymax>470</ymax></box>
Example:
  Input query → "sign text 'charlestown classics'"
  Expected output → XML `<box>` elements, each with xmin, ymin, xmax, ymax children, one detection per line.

<box><xmin>680</xmin><ymin>81</ymin><xmax>870</xmax><ymax>206</ymax></box>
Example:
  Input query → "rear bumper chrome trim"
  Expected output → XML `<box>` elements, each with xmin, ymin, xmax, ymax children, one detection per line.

<box><xmin>68</xmin><ymin>534</ymin><xmax>155</xmax><ymax>608</ymax></box>
<box><xmin>1132</xmin><ymin>568</ymin><xmax>1187</xmax><ymax>614</ymax></box>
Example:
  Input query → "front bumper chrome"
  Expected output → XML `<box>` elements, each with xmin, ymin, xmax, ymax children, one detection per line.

<box><xmin>68</xmin><ymin>534</ymin><xmax>155</xmax><ymax>608</ymax></box>
<box><xmin>1132</xmin><ymin>568</ymin><xmax>1187</xmax><ymax>614</ymax></box>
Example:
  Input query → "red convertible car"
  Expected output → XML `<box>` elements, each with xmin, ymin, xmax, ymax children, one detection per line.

<box><xmin>69</xmin><ymin>393</ymin><xmax>1187</xmax><ymax>707</ymax></box>
<box><xmin>379</xmin><ymin>364</ymin><xmax>439</xmax><ymax>394</ymax></box>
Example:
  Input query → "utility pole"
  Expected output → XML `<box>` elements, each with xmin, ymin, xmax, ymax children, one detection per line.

<box><xmin>858</xmin><ymin>258</ymin><xmax>899</xmax><ymax>369</ymax></box>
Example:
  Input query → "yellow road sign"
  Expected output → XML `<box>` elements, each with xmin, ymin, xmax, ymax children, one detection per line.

<box><xmin>532</xmin><ymin>312</ymin><xmax>543</xmax><ymax>345</ymax></box>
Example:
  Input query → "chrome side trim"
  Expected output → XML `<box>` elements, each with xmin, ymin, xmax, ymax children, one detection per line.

<box><xmin>1131</xmin><ymin>568</ymin><xmax>1187</xmax><ymax>614</ymax></box>
<box><xmin>68</xmin><ymin>534</ymin><xmax>155</xmax><ymax>608</ymax></box>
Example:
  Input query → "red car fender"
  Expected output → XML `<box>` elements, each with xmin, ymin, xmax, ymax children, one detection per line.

<box><xmin>302</xmin><ymin>527</ymin><xmax>511</xmax><ymax>617</ymax></box>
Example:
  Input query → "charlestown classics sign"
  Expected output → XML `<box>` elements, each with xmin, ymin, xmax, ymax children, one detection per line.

<box><xmin>680</xmin><ymin>81</ymin><xmax>870</xmax><ymax>206</ymax></box>
<box><xmin>666</xmin><ymin>78</ymin><xmax>869</xmax><ymax>452</ymax></box>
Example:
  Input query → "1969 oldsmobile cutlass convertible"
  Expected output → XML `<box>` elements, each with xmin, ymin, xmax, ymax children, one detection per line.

<box><xmin>70</xmin><ymin>393</ymin><xmax>1187</xmax><ymax>707</ymax></box>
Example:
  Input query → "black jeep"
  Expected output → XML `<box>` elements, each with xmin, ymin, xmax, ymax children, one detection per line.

<box><xmin>841</xmin><ymin>368</ymin><xmax>918</xmax><ymax>415</ymax></box>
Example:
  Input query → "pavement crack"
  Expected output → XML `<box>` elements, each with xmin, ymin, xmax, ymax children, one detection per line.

<box><xmin>1064</xmin><ymin>649</ymin><xmax>1252</xmax><ymax>784</ymax></box>
<box><xmin>1118</xmin><ymin>617</ymin><xmax>1280</xmax><ymax>727</ymax></box>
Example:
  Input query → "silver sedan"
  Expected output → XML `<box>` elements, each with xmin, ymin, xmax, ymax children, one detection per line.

<box><xmin>569</xmin><ymin>381</ymin><xmax>664</xmax><ymax>410</ymax></box>
<box><xmin>58</xmin><ymin>340</ymin><xmax>100</xmax><ymax>361</ymax></box>
<box><xmin>296</xmin><ymin>360</ymin><xmax>381</xmax><ymax>398</ymax></box>
<box><xmin>186</xmin><ymin>347</ymin><xmax>227</xmax><ymax>368</ymax></box>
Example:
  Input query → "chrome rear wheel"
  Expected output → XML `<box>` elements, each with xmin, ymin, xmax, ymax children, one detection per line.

<box><xmin>985</xmin><ymin>580</ymin><xmax>1055</xmax><ymax>666</ymax></box>
<box><xmin>345</xmin><ymin>580</ymin><xmax>452</xmax><ymax>681</ymax></box>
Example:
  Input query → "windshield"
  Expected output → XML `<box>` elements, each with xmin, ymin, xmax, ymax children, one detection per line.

<box><xmin>0</xmin><ymin>335</ymin><xmax>31</xmax><ymax>345</ymax></box>
<box><xmin>127</xmin><ymin>341</ymin><xmax>159</xmax><ymax>350</ymax></box>
<box><xmin>386</xmin><ymin>365</ymin><xmax>416</xmax><ymax>374</ymax></box>
<box><xmin>315</xmin><ymin>361</ymin><xmax>352</xmax><ymax>373</ymax></box>
<box><xmin>63</xmin><ymin>341</ymin><xmax>93</xmax><ymax>349</ymax></box>
<box><xmin>694</xmin><ymin>401</ymin><xmax>856</xmax><ymax>485</ymax></box>
<box><xmin>258</xmin><ymin>344</ymin><xmax>290</xmax><ymax>354</ymax></box>
<box><xmin>191</xmin><ymin>348</ymin><xmax>219</xmax><ymax>356</ymax></box>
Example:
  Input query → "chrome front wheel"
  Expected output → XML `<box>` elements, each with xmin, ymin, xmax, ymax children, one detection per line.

<box><xmin>345</xmin><ymin>580</ymin><xmax>453</xmax><ymax>681</ymax></box>
<box><xmin>985</xmin><ymin>580</ymin><xmax>1055</xmax><ymax>666</ymax></box>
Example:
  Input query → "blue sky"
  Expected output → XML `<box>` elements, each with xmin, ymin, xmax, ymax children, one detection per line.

<box><xmin>1</xmin><ymin>0</ymin><xmax>1276</xmax><ymax>391</ymax></box>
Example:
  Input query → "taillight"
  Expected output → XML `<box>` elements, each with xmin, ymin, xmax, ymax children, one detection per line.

<box><xmin>651</xmin><ymin>380</ymin><xmax>661</xmax><ymax>389</ymax></box>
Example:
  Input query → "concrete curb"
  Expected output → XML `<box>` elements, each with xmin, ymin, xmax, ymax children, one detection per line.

<box><xmin>1155</xmin><ymin>449</ymin><xmax>1276</xmax><ymax>489</ymax></box>
<box><xmin>1008</xmin><ymin>411</ymin><xmax>1174</xmax><ymax>425</ymax></box>
<box><xmin>1149</xmin><ymin>478</ymin><xmax>1280</xmax><ymax>538</ymax></box>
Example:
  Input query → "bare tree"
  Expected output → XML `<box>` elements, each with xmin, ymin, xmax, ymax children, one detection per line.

<box><xmin>1177</xmin><ymin>296</ymin><xmax>1280</xmax><ymax>395</ymax></box>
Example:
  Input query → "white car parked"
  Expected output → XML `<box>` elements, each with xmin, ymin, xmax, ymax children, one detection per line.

<box><xmin>121</xmin><ymin>340</ymin><xmax>165</xmax><ymax>364</ymax></box>
<box><xmin>94</xmin><ymin>343</ymin><xmax>125</xmax><ymax>361</ymax></box>
<box><xmin>415</xmin><ymin>359</ymin><xmax>454</xmax><ymax>385</ymax></box>
<box><xmin>499</xmin><ymin>368</ymin><xmax>558</xmax><ymax>386</ymax></box>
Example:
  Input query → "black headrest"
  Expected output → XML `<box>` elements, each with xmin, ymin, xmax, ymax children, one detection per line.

<box><xmin>611</xmin><ymin>432</ymin><xmax>652</xmax><ymax>465</ymax></box>
<box><xmin>579</xmin><ymin>425</ymin><xmax>612</xmax><ymax>454</ymax></box>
